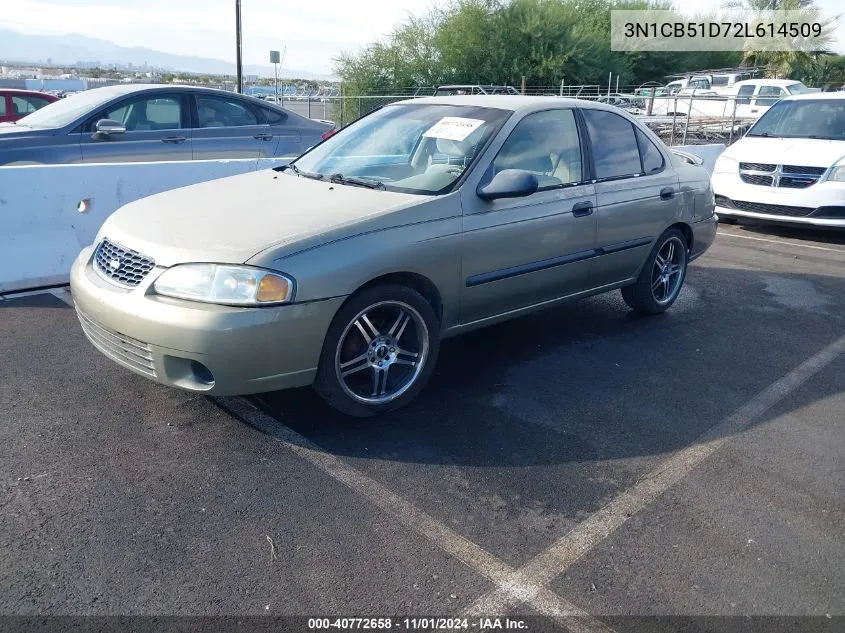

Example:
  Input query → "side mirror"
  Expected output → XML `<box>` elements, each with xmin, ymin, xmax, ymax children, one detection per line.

<box><xmin>477</xmin><ymin>169</ymin><xmax>539</xmax><ymax>201</ymax></box>
<box><xmin>93</xmin><ymin>119</ymin><xmax>126</xmax><ymax>139</ymax></box>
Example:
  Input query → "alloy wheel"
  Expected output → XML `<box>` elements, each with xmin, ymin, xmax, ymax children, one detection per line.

<box><xmin>334</xmin><ymin>301</ymin><xmax>429</xmax><ymax>405</ymax></box>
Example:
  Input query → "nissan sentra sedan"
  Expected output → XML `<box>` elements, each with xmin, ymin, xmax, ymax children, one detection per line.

<box><xmin>71</xmin><ymin>95</ymin><xmax>717</xmax><ymax>416</ymax></box>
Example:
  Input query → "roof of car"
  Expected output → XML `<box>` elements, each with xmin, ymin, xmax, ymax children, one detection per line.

<box><xmin>392</xmin><ymin>94</ymin><xmax>610</xmax><ymax>112</ymax></box>
<box><xmin>733</xmin><ymin>79</ymin><xmax>801</xmax><ymax>87</ymax></box>
<box><xmin>783</xmin><ymin>91</ymin><xmax>845</xmax><ymax>101</ymax></box>
<box><xmin>0</xmin><ymin>88</ymin><xmax>56</xmax><ymax>96</ymax></box>
<box><xmin>78</xmin><ymin>83</ymin><xmax>253</xmax><ymax>98</ymax></box>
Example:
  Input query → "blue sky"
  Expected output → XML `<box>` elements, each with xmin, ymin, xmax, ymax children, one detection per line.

<box><xmin>1</xmin><ymin>0</ymin><xmax>842</xmax><ymax>75</ymax></box>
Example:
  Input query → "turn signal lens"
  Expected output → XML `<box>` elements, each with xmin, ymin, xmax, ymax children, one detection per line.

<box><xmin>256</xmin><ymin>274</ymin><xmax>292</xmax><ymax>303</ymax></box>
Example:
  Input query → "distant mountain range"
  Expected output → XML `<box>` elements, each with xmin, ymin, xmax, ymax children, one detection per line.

<box><xmin>0</xmin><ymin>29</ymin><xmax>336</xmax><ymax>80</ymax></box>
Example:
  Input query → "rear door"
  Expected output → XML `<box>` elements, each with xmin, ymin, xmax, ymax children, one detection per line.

<box><xmin>191</xmin><ymin>93</ymin><xmax>268</xmax><ymax>159</ymax></box>
<box><xmin>254</xmin><ymin>104</ymin><xmax>303</xmax><ymax>158</ymax></box>
<box><xmin>751</xmin><ymin>85</ymin><xmax>786</xmax><ymax>117</ymax></box>
<box><xmin>79</xmin><ymin>91</ymin><xmax>192</xmax><ymax>163</ymax></box>
<box><xmin>582</xmin><ymin>108</ymin><xmax>679</xmax><ymax>288</ymax></box>
<box><xmin>734</xmin><ymin>84</ymin><xmax>757</xmax><ymax>119</ymax></box>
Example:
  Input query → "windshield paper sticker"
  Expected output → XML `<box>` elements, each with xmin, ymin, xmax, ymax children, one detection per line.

<box><xmin>423</xmin><ymin>117</ymin><xmax>485</xmax><ymax>141</ymax></box>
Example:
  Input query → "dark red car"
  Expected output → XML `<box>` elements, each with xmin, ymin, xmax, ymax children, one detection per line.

<box><xmin>0</xmin><ymin>89</ymin><xmax>58</xmax><ymax>123</ymax></box>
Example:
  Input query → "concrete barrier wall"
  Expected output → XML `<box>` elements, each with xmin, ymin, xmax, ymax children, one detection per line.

<box><xmin>0</xmin><ymin>144</ymin><xmax>723</xmax><ymax>294</ymax></box>
<box><xmin>0</xmin><ymin>157</ymin><xmax>288</xmax><ymax>293</ymax></box>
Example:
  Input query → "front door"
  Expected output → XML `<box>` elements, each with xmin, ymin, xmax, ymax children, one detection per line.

<box><xmin>579</xmin><ymin>109</ymin><xmax>680</xmax><ymax>288</ymax></box>
<box><xmin>80</xmin><ymin>92</ymin><xmax>192</xmax><ymax>163</ymax></box>
<box><xmin>461</xmin><ymin>108</ymin><xmax>597</xmax><ymax>324</ymax></box>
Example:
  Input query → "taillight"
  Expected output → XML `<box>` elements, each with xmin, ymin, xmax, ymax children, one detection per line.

<box><xmin>321</xmin><ymin>128</ymin><xmax>337</xmax><ymax>141</ymax></box>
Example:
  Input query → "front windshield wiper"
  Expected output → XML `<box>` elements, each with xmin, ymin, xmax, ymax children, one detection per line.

<box><xmin>327</xmin><ymin>173</ymin><xmax>386</xmax><ymax>190</ymax></box>
<box><xmin>277</xmin><ymin>163</ymin><xmax>325</xmax><ymax>180</ymax></box>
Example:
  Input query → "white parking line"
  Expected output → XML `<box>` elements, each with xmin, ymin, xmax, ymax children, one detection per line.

<box><xmin>717</xmin><ymin>230</ymin><xmax>845</xmax><ymax>254</ymax></box>
<box><xmin>216</xmin><ymin>395</ymin><xmax>614</xmax><ymax>632</ymax></box>
<box><xmin>465</xmin><ymin>332</ymin><xmax>845</xmax><ymax>616</ymax></box>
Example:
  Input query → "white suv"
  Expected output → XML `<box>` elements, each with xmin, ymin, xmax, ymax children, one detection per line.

<box><xmin>712</xmin><ymin>93</ymin><xmax>845</xmax><ymax>228</ymax></box>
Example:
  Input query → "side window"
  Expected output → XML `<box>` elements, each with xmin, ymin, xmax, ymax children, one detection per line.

<box><xmin>263</xmin><ymin>107</ymin><xmax>287</xmax><ymax>125</ymax></box>
<box><xmin>635</xmin><ymin>128</ymin><xmax>664</xmax><ymax>174</ymax></box>
<box><xmin>736</xmin><ymin>85</ymin><xmax>755</xmax><ymax>106</ymax></box>
<box><xmin>12</xmin><ymin>96</ymin><xmax>51</xmax><ymax>115</ymax></box>
<box><xmin>196</xmin><ymin>96</ymin><xmax>259</xmax><ymax>128</ymax></box>
<box><xmin>492</xmin><ymin>109</ymin><xmax>583</xmax><ymax>189</ymax></box>
<box><xmin>103</xmin><ymin>95</ymin><xmax>183</xmax><ymax>131</ymax></box>
<box><xmin>582</xmin><ymin>109</ymin><xmax>642</xmax><ymax>180</ymax></box>
<box><xmin>755</xmin><ymin>86</ymin><xmax>785</xmax><ymax>107</ymax></box>
<box><xmin>0</xmin><ymin>96</ymin><xmax>6</xmax><ymax>116</ymax></box>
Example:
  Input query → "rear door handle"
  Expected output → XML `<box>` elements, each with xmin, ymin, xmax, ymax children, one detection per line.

<box><xmin>572</xmin><ymin>201</ymin><xmax>593</xmax><ymax>217</ymax></box>
<box><xmin>660</xmin><ymin>187</ymin><xmax>675</xmax><ymax>200</ymax></box>
<box><xmin>253</xmin><ymin>134</ymin><xmax>274</xmax><ymax>141</ymax></box>
<box><xmin>162</xmin><ymin>136</ymin><xmax>187</xmax><ymax>144</ymax></box>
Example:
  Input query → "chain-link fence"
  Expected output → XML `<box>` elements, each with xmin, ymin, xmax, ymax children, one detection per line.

<box><xmin>277</xmin><ymin>91</ymin><xmax>769</xmax><ymax>147</ymax></box>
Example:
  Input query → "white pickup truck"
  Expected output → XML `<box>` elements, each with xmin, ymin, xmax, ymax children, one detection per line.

<box><xmin>649</xmin><ymin>79</ymin><xmax>813</xmax><ymax>120</ymax></box>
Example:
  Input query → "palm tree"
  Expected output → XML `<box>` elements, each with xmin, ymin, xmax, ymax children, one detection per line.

<box><xmin>722</xmin><ymin>0</ymin><xmax>836</xmax><ymax>78</ymax></box>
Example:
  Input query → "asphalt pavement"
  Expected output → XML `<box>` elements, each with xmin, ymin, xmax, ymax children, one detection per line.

<box><xmin>1</xmin><ymin>223</ymin><xmax>843</xmax><ymax>633</ymax></box>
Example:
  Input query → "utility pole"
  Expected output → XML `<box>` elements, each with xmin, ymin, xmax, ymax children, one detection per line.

<box><xmin>235</xmin><ymin>0</ymin><xmax>243</xmax><ymax>93</ymax></box>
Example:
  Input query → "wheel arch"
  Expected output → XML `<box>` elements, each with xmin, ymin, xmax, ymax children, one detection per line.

<box><xmin>350</xmin><ymin>271</ymin><xmax>444</xmax><ymax>324</ymax></box>
<box><xmin>667</xmin><ymin>222</ymin><xmax>694</xmax><ymax>252</ymax></box>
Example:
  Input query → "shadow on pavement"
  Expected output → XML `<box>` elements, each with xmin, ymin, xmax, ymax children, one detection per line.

<box><xmin>249</xmin><ymin>265</ymin><xmax>845</xmax><ymax>469</ymax></box>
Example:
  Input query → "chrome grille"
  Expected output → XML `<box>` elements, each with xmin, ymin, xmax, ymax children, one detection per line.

<box><xmin>76</xmin><ymin>309</ymin><xmax>156</xmax><ymax>377</ymax></box>
<box><xmin>739</xmin><ymin>163</ymin><xmax>826</xmax><ymax>189</ymax></box>
<box><xmin>739</xmin><ymin>162</ymin><xmax>776</xmax><ymax>172</ymax></box>
<box><xmin>94</xmin><ymin>239</ymin><xmax>155</xmax><ymax>288</ymax></box>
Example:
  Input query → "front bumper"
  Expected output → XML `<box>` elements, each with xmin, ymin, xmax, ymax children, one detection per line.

<box><xmin>712</xmin><ymin>172</ymin><xmax>845</xmax><ymax>228</ymax></box>
<box><xmin>70</xmin><ymin>246</ymin><xmax>346</xmax><ymax>396</ymax></box>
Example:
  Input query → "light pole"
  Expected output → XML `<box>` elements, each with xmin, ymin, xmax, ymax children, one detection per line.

<box><xmin>235</xmin><ymin>0</ymin><xmax>243</xmax><ymax>93</ymax></box>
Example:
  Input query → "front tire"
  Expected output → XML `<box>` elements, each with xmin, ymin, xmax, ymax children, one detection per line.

<box><xmin>314</xmin><ymin>285</ymin><xmax>440</xmax><ymax>417</ymax></box>
<box><xmin>621</xmin><ymin>229</ymin><xmax>688</xmax><ymax>314</ymax></box>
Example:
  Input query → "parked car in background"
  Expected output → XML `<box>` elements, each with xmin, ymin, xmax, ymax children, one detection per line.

<box><xmin>0</xmin><ymin>89</ymin><xmax>58</xmax><ymax>123</ymax></box>
<box><xmin>70</xmin><ymin>95</ymin><xmax>716</xmax><ymax>416</ymax></box>
<box><xmin>712</xmin><ymin>92</ymin><xmax>845</xmax><ymax>228</ymax></box>
<box><xmin>0</xmin><ymin>84</ymin><xmax>332</xmax><ymax>165</ymax></box>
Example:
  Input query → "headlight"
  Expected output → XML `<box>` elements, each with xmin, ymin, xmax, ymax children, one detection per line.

<box><xmin>827</xmin><ymin>164</ymin><xmax>845</xmax><ymax>182</ymax></box>
<box><xmin>153</xmin><ymin>264</ymin><xmax>294</xmax><ymax>306</ymax></box>
<box><xmin>713</xmin><ymin>155</ymin><xmax>738</xmax><ymax>175</ymax></box>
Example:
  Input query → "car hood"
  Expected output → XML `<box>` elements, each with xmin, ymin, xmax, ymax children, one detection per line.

<box><xmin>722</xmin><ymin>136</ymin><xmax>845</xmax><ymax>168</ymax></box>
<box><xmin>99</xmin><ymin>169</ymin><xmax>432</xmax><ymax>268</ymax></box>
<box><xmin>0</xmin><ymin>124</ymin><xmax>53</xmax><ymax>139</ymax></box>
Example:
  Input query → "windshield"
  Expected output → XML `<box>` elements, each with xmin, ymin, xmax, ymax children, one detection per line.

<box><xmin>16</xmin><ymin>89</ymin><xmax>118</xmax><ymax>129</ymax></box>
<box><xmin>786</xmin><ymin>83</ymin><xmax>811</xmax><ymax>95</ymax></box>
<box><xmin>292</xmin><ymin>103</ymin><xmax>511</xmax><ymax>195</ymax></box>
<box><xmin>746</xmin><ymin>99</ymin><xmax>845</xmax><ymax>140</ymax></box>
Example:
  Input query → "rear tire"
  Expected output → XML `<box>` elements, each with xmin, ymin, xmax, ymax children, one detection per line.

<box><xmin>313</xmin><ymin>284</ymin><xmax>440</xmax><ymax>417</ymax></box>
<box><xmin>621</xmin><ymin>228</ymin><xmax>688</xmax><ymax>314</ymax></box>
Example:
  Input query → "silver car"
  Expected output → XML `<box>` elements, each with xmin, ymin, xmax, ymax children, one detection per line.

<box><xmin>70</xmin><ymin>96</ymin><xmax>717</xmax><ymax>416</ymax></box>
<box><xmin>0</xmin><ymin>84</ymin><xmax>331</xmax><ymax>165</ymax></box>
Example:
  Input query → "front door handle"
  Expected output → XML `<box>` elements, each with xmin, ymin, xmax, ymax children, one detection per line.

<box><xmin>572</xmin><ymin>201</ymin><xmax>593</xmax><ymax>217</ymax></box>
<box><xmin>660</xmin><ymin>187</ymin><xmax>675</xmax><ymax>200</ymax></box>
<box><xmin>162</xmin><ymin>136</ymin><xmax>187</xmax><ymax>144</ymax></box>
<box><xmin>253</xmin><ymin>133</ymin><xmax>274</xmax><ymax>141</ymax></box>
